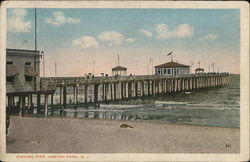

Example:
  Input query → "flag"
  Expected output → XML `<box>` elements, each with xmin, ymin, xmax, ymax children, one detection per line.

<box><xmin>167</xmin><ymin>51</ymin><xmax>172</xmax><ymax>56</ymax></box>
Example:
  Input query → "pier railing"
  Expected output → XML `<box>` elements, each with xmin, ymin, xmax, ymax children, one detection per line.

<box><xmin>40</xmin><ymin>73</ymin><xmax>229</xmax><ymax>87</ymax></box>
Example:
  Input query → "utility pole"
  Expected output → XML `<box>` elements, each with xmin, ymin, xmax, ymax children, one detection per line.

<box><xmin>149</xmin><ymin>58</ymin><xmax>153</xmax><ymax>75</ymax></box>
<box><xmin>35</xmin><ymin>8</ymin><xmax>37</xmax><ymax>51</ymax></box>
<box><xmin>211</xmin><ymin>63</ymin><xmax>214</xmax><ymax>73</ymax></box>
<box><xmin>41</xmin><ymin>51</ymin><xmax>45</xmax><ymax>77</ymax></box>
<box><xmin>117</xmin><ymin>53</ymin><xmax>120</xmax><ymax>66</ymax></box>
<box><xmin>55</xmin><ymin>63</ymin><xmax>57</xmax><ymax>77</ymax></box>
<box><xmin>93</xmin><ymin>60</ymin><xmax>95</xmax><ymax>75</ymax></box>
<box><xmin>190</xmin><ymin>61</ymin><xmax>193</xmax><ymax>74</ymax></box>
<box><xmin>147</xmin><ymin>62</ymin><xmax>149</xmax><ymax>75</ymax></box>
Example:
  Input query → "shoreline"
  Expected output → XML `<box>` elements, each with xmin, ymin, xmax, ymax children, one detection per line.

<box><xmin>9</xmin><ymin>114</ymin><xmax>240</xmax><ymax>129</ymax></box>
<box><xmin>7</xmin><ymin>116</ymin><xmax>240</xmax><ymax>153</ymax></box>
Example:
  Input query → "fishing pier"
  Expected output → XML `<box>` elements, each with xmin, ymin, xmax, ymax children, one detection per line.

<box><xmin>6</xmin><ymin>73</ymin><xmax>229</xmax><ymax>117</ymax></box>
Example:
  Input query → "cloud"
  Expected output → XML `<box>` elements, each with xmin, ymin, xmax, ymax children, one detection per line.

<box><xmin>155</xmin><ymin>23</ymin><xmax>194</xmax><ymax>40</ymax></box>
<box><xmin>98</xmin><ymin>31</ymin><xmax>124</xmax><ymax>46</ymax></box>
<box><xmin>72</xmin><ymin>36</ymin><xmax>99</xmax><ymax>49</ymax></box>
<box><xmin>155</xmin><ymin>24</ymin><xmax>174</xmax><ymax>39</ymax></box>
<box><xmin>45</xmin><ymin>11</ymin><xmax>81</xmax><ymax>27</ymax></box>
<box><xmin>7</xmin><ymin>8</ymin><xmax>31</xmax><ymax>33</ymax></box>
<box><xmin>67</xmin><ymin>17</ymin><xmax>81</xmax><ymax>24</ymax></box>
<box><xmin>140</xmin><ymin>29</ymin><xmax>153</xmax><ymax>37</ymax></box>
<box><xmin>126</xmin><ymin>38</ymin><xmax>135</xmax><ymax>43</ymax></box>
<box><xmin>175</xmin><ymin>24</ymin><xmax>194</xmax><ymax>38</ymax></box>
<box><xmin>199</xmin><ymin>34</ymin><xmax>218</xmax><ymax>41</ymax></box>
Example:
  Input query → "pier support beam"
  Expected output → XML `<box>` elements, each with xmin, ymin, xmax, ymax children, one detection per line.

<box><xmin>135</xmin><ymin>82</ymin><xmax>138</xmax><ymax>97</ymax></box>
<box><xmin>141</xmin><ymin>81</ymin><xmax>145</xmax><ymax>96</ymax></box>
<box><xmin>147</xmin><ymin>81</ymin><xmax>151</xmax><ymax>96</ymax></box>
<box><xmin>37</xmin><ymin>94</ymin><xmax>41</xmax><ymax>114</ymax></box>
<box><xmin>44</xmin><ymin>94</ymin><xmax>48</xmax><ymax>118</ymax></box>
<box><xmin>114</xmin><ymin>83</ymin><xmax>117</xmax><ymax>100</ymax></box>
<box><xmin>128</xmin><ymin>82</ymin><xmax>132</xmax><ymax>98</ymax></box>
<box><xmin>85</xmin><ymin>85</ymin><xmax>88</xmax><ymax>103</ymax></box>
<box><xmin>120</xmin><ymin>83</ymin><xmax>123</xmax><ymax>99</ymax></box>
<box><xmin>21</xmin><ymin>96</ymin><xmax>25</xmax><ymax>116</ymax></box>
<box><xmin>94</xmin><ymin>84</ymin><xmax>99</xmax><ymax>103</ymax></box>
<box><xmin>51</xmin><ymin>94</ymin><xmax>54</xmax><ymax>115</ymax></box>
<box><xmin>62</xmin><ymin>86</ymin><xmax>67</xmax><ymax>115</ymax></box>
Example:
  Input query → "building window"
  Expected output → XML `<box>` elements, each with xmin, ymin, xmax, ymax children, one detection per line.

<box><xmin>25</xmin><ymin>76</ymin><xmax>33</xmax><ymax>82</ymax></box>
<box><xmin>158</xmin><ymin>69</ymin><xmax>161</xmax><ymax>74</ymax></box>
<box><xmin>6</xmin><ymin>76</ymin><xmax>14</xmax><ymax>82</ymax></box>
<box><xmin>177</xmin><ymin>69</ymin><xmax>180</xmax><ymax>75</ymax></box>
<box><xmin>168</xmin><ymin>69</ymin><xmax>171</xmax><ymax>74</ymax></box>
<box><xmin>7</xmin><ymin>61</ymin><xmax>13</xmax><ymax>65</ymax></box>
<box><xmin>25</xmin><ymin>62</ymin><xmax>31</xmax><ymax>65</ymax></box>
<box><xmin>164</xmin><ymin>69</ymin><xmax>167</xmax><ymax>74</ymax></box>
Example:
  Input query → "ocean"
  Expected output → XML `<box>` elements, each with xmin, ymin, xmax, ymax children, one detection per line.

<box><xmin>47</xmin><ymin>74</ymin><xmax>239</xmax><ymax>128</ymax></box>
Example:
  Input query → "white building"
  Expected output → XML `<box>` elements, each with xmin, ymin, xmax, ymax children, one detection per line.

<box><xmin>195</xmin><ymin>68</ymin><xmax>205</xmax><ymax>74</ymax></box>
<box><xmin>155</xmin><ymin>61</ymin><xmax>190</xmax><ymax>75</ymax></box>
<box><xmin>112</xmin><ymin>66</ymin><xmax>127</xmax><ymax>76</ymax></box>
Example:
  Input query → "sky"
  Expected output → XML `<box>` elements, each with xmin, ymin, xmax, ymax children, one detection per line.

<box><xmin>7</xmin><ymin>8</ymin><xmax>240</xmax><ymax>77</ymax></box>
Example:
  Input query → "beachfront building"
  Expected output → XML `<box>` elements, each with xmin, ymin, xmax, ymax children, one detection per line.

<box><xmin>154</xmin><ymin>61</ymin><xmax>190</xmax><ymax>75</ymax></box>
<box><xmin>6</xmin><ymin>48</ymin><xmax>55</xmax><ymax>118</ymax></box>
<box><xmin>195</xmin><ymin>68</ymin><xmax>205</xmax><ymax>74</ymax></box>
<box><xmin>6</xmin><ymin>49</ymin><xmax>40</xmax><ymax>92</ymax></box>
<box><xmin>112</xmin><ymin>66</ymin><xmax>127</xmax><ymax>76</ymax></box>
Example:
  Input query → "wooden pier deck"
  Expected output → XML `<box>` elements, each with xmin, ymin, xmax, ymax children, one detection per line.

<box><xmin>7</xmin><ymin>73</ymin><xmax>230</xmax><ymax>117</ymax></box>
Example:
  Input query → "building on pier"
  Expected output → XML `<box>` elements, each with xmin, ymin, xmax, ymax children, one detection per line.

<box><xmin>112</xmin><ymin>66</ymin><xmax>127</xmax><ymax>76</ymax></box>
<box><xmin>6</xmin><ymin>49</ymin><xmax>55</xmax><ymax>118</ymax></box>
<box><xmin>195</xmin><ymin>68</ymin><xmax>205</xmax><ymax>74</ymax></box>
<box><xmin>6</xmin><ymin>49</ymin><xmax>40</xmax><ymax>92</ymax></box>
<box><xmin>154</xmin><ymin>61</ymin><xmax>190</xmax><ymax>75</ymax></box>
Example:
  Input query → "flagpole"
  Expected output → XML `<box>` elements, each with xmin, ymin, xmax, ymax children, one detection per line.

<box><xmin>118</xmin><ymin>54</ymin><xmax>120</xmax><ymax>66</ymax></box>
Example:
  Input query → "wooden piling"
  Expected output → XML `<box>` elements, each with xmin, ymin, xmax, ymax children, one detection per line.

<box><xmin>63</xmin><ymin>86</ymin><xmax>67</xmax><ymax>114</ymax></box>
<box><xmin>94</xmin><ymin>84</ymin><xmax>99</xmax><ymax>103</ymax></box>
<box><xmin>114</xmin><ymin>83</ymin><xmax>117</xmax><ymax>100</ymax></box>
<box><xmin>44</xmin><ymin>94</ymin><xmax>48</xmax><ymax>117</ymax></box>
<box><xmin>51</xmin><ymin>94</ymin><xmax>54</xmax><ymax>114</ymax></box>
<box><xmin>85</xmin><ymin>85</ymin><xmax>88</xmax><ymax>103</ymax></box>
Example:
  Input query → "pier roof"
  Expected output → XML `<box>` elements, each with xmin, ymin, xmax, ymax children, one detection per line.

<box><xmin>155</xmin><ymin>61</ymin><xmax>189</xmax><ymax>68</ymax></box>
<box><xmin>112</xmin><ymin>66</ymin><xmax>127</xmax><ymax>70</ymax></box>
<box><xmin>195</xmin><ymin>68</ymin><xmax>204</xmax><ymax>71</ymax></box>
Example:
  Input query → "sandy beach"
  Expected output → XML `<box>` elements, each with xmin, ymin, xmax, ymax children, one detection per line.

<box><xmin>6</xmin><ymin>116</ymin><xmax>239</xmax><ymax>153</ymax></box>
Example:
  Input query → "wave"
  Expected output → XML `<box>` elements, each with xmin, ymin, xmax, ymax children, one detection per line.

<box><xmin>100</xmin><ymin>104</ymin><xmax>143</xmax><ymax>109</ymax></box>
<box><xmin>163</xmin><ymin>105</ymin><xmax>239</xmax><ymax>111</ymax></box>
<box><xmin>64</xmin><ymin>109</ymin><xmax>125</xmax><ymax>112</ymax></box>
<box><xmin>155</xmin><ymin>101</ymin><xmax>189</xmax><ymax>105</ymax></box>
